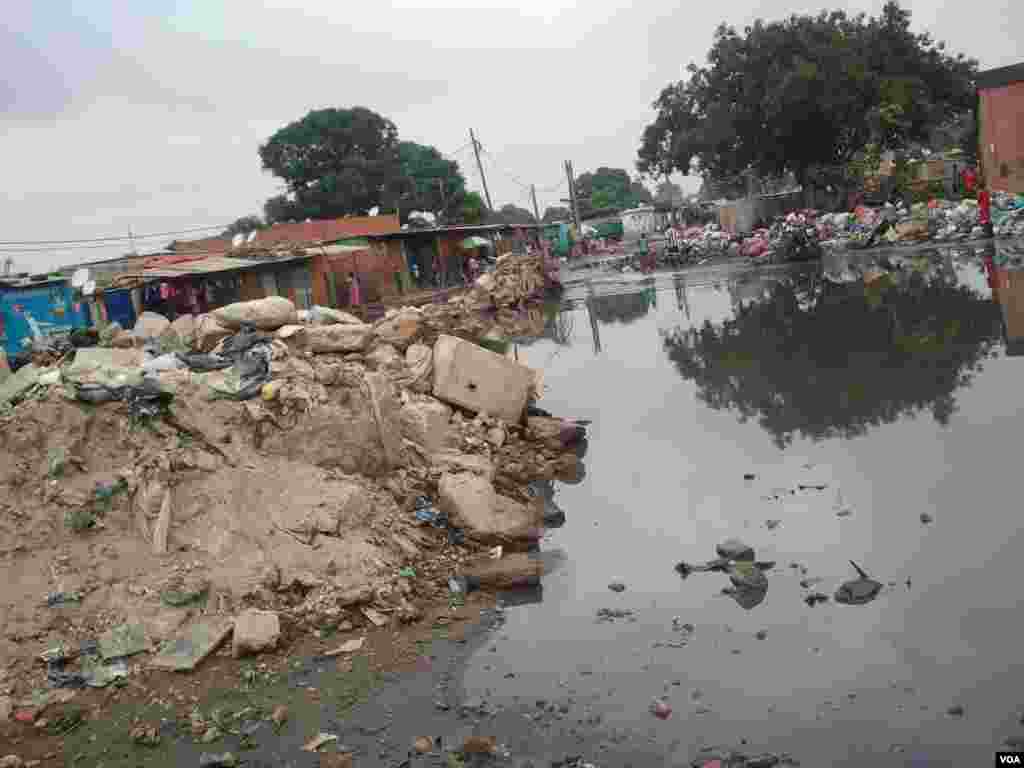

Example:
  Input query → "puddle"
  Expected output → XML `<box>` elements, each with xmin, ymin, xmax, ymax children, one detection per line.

<box><xmin>464</xmin><ymin>243</ymin><xmax>1024</xmax><ymax>766</ymax></box>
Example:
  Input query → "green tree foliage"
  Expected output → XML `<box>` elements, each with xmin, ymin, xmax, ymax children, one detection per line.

<box><xmin>259</xmin><ymin>107</ymin><xmax>402</xmax><ymax>223</ymax></box>
<box><xmin>221</xmin><ymin>216</ymin><xmax>265</xmax><ymax>237</ymax></box>
<box><xmin>662</xmin><ymin>262</ymin><xmax>1000</xmax><ymax>448</ymax></box>
<box><xmin>638</xmin><ymin>2</ymin><xmax>978</xmax><ymax>187</ymax></box>
<box><xmin>575</xmin><ymin>168</ymin><xmax>653</xmax><ymax>216</ymax></box>
<box><xmin>460</xmin><ymin>192</ymin><xmax>486</xmax><ymax>225</ymax></box>
<box><xmin>397</xmin><ymin>141</ymin><xmax>467</xmax><ymax>219</ymax></box>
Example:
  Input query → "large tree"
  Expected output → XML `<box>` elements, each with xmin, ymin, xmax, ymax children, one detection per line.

<box><xmin>662</xmin><ymin>262</ymin><xmax>1000</xmax><ymax>448</ymax></box>
<box><xmin>638</xmin><ymin>2</ymin><xmax>977</xmax><ymax>188</ymax></box>
<box><xmin>259</xmin><ymin>107</ymin><xmax>402</xmax><ymax>223</ymax></box>
<box><xmin>574</xmin><ymin>168</ymin><xmax>653</xmax><ymax>216</ymax></box>
<box><xmin>487</xmin><ymin>204</ymin><xmax>537</xmax><ymax>226</ymax></box>
<box><xmin>542</xmin><ymin>206</ymin><xmax>571</xmax><ymax>223</ymax></box>
<box><xmin>397</xmin><ymin>141</ymin><xmax>467</xmax><ymax>220</ymax></box>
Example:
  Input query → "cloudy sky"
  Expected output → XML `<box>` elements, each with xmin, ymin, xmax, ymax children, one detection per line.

<box><xmin>2</xmin><ymin>0</ymin><xmax>1020</xmax><ymax>271</ymax></box>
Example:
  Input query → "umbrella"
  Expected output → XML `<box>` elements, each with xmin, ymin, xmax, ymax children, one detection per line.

<box><xmin>460</xmin><ymin>236</ymin><xmax>492</xmax><ymax>249</ymax></box>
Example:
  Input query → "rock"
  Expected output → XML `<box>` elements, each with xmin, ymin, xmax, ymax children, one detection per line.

<box><xmin>0</xmin><ymin>757</ymin><xmax>24</xmax><ymax>768</ymax></box>
<box><xmin>404</xmin><ymin>343</ymin><xmax>433</xmax><ymax>393</ymax></box>
<box><xmin>438</xmin><ymin>472</ymin><xmax>542</xmax><ymax>543</ymax></box>
<box><xmin>920</xmin><ymin>513</ymin><xmax>933</xmax><ymax>524</ymax></box>
<box><xmin>527</xmin><ymin>416</ymin><xmax>586</xmax><ymax>449</ymax></box>
<box><xmin>463</xmin><ymin>736</ymin><xmax>497</xmax><ymax>755</ymax></box>
<box><xmin>233</xmin><ymin>610</ymin><xmax>280</xmax><ymax>657</ymax></box>
<box><xmin>399</xmin><ymin>397</ymin><xmax>452</xmax><ymax>455</ymax></box>
<box><xmin>214</xmin><ymin>296</ymin><xmax>297</xmax><ymax>331</ymax></box>
<box><xmin>804</xmin><ymin>592</ymin><xmax>829</xmax><ymax>606</ymax></box>
<box><xmin>486</xmin><ymin>425</ymin><xmax>506</xmax><ymax>448</ymax></box>
<box><xmin>374</xmin><ymin>307</ymin><xmax>421</xmax><ymax>350</ymax></box>
<box><xmin>150</xmin><ymin>618</ymin><xmax>234</xmax><ymax>671</ymax></box>
<box><xmin>365</xmin><ymin>343</ymin><xmax>404</xmax><ymax>371</ymax></box>
<box><xmin>414</xmin><ymin>736</ymin><xmax>433</xmax><ymax>754</ymax></box>
<box><xmin>716</xmin><ymin>538</ymin><xmax>755</xmax><ymax>561</ymax></box>
<box><xmin>305</xmin><ymin>324</ymin><xmax>375</xmax><ymax>353</ymax></box>
<box><xmin>728</xmin><ymin>561</ymin><xmax>768</xmax><ymax>590</ymax></box>
<box><xmin>111</xmin><ymin>330</ymin><xmax>135</xmax><ymax>348</ymax></box>
<box><xmin>132</xmin><ymin>311</ymin><xmax>171</xmax><ymax>341</ymax></box>
<box><xmin>169</xmin><ymin>314</ymin><xmax>197</xmax><ymax>349</ymax></box>
<box><xmin>608</xmin><ymin>582</ymin><xmax>626</xmax><ymax>593</ymax></box>
<box><xmin>365</xmin><ymin>372</ymin><xmax>407</xmax><ymax>470</ymax></box>
<box><xmin>196</xmin><ymin>315</ymin><xmax>233</xmax><ymax>352</ymax></box>
<box><xmin>310</xmin><ymin>306</ymin><xmax>363</xmax><ymax>325</ymax></box>
<box><xmin>198</xmin><ymin>753</ymin><xmax>237</xmax><ymax>768</ymax></box>
<box><xmin>461</xmin><ymin>553</ymin><xmax>543</xmax><ymax>589</ymax></box>
<box><xmin>271</xmin><ymin>705</ymin><xmax>288</xmax><ymax>727</ymax></box>
<box><xmin>755</xmin><ymin>629</ymin><xmax>768</xmax><ymax>640</ymax></box>
<box><xmin>315</xmin><ymin>363</ymin><xmax>342</xmax><ymax>386</ymax></box>
<box><xmin>432</xmin><ymin>334</ymin><xmax>536</xmax><ymax>422</ymax></box>
<box><xmin>946</xmin><ymin>704</ymin><xmax>965</xmax><ymax>717</ymax></box>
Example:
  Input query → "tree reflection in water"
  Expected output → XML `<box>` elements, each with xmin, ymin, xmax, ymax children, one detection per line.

<box><xmin>663</xmin><ymin>266</ymin><xmax>1003</xmax><ymax>448</ymax></box>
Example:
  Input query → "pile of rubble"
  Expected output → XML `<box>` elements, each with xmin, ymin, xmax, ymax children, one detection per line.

<box><xmin>0</xmin><ymin>252</ymin><xmax>581</xmax><ymax>709</ymax></box>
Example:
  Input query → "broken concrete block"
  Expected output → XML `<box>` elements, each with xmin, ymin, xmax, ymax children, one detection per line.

<box><xmin>232</xmin><ymin>610</ymin><xmax>280</xmax><ymax>657</ymax></box>
<box><xmin>305</xmin><ymin>323</ymin><xmax>375</xmax><ymax>353</ymax></box>
<box><xmin>373</xmin><ymin>307</ymin><xmax>421</xmax><ymax>349</ymax></box>
<box><xmin>309</xmin><ymin>306</ymin><xmax>362</xmax><ymax>325</ymax></box>
<box><xmin>461</xmin><ymin>553</ymin><xmax>543</xmax><ymax>590</ymax></box>
<box><xmin>438</xmin><ymin>472</ymin><xmax>541</xmax><ymax>543</ymax></box>
<box><xmin>404</xmin><ymin>343</ymin><xmax>432</xmax><ymax>393</ymax></box>
<box><xmin>132</xmin><ymin>311</ymin><xmax>171</xmax><ymax>341</ymax></box>
<box><xmin>432</xmin><ymin>334</ymin><xmax>535</xmax><ymax>422</ymax></box>
<box><xmin>169</xmin><ymin>314</ymin><xmax>197</xmax><ymax>349</ymax></box>
<box><xmin>365</xmin><ymin>343</ymin><xmax>404</xmax><ymax>372</ymax></box>
<box><xmin>214</xmin><ymin>296</ymin><xmax>298</xmax><ymax>331</ymax></box>
<box><xmin>399</xmin><ymin>397</ymin><xmax>452</xmax><ymax>455</ymax></box>
<box><xmin>150</xmin><ymin>618</ymin><xmax>233</xmax><ymax>671</ymax></box>
<box><xmin>365</xmin><ymin>372</ymin><xmax>406</xmax><ymax>469</ymax></box>
<box><xmin>152</xmin><ymin>488</ymin><xmax>173</xmax><ymax>554</ymax></box>
<box><xmin>195</xmin><ymin>314</ymin><xmax>233</xmax><ymax>352</ymax></box>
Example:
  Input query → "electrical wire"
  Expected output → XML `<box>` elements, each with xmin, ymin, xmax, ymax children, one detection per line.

<box><xmin>0</xmin><ymin>223</ymin><xmax>233</xmax><ymax>248</ymax></box>
<box><xmin>480</xmin><ymin>149</ymin><xmax>531</xmax><ymax>190</ymax></box>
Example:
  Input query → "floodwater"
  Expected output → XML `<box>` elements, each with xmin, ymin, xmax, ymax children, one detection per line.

<box><xmin>464</xmin><ymin>243</ymin><xmax>1024</xmax><ymax>766</ymax></box>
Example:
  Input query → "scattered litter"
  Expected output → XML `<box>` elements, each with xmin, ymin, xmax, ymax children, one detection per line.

<box><xmin>608</xmin><ymin>582</ymin><xmax>626</xmax><ymax>592</ymax></box>
<box><xmin>98</xmin><ymin>623</ymin><xmax>147</xmax><ymax>660</ymax></box>
<box><xmin>198</xmin><ymin>752</ymin><xmax>238</xmax><ymax>768</ymax></box>
<box><xmin>836</xmin><ymin>509</ymin><xmax>852</xmax><ymax>518</ymax></box>
<box><xmin>834</xmin><ymin>561</ymin><xmax>883</xmax><ymax>606</ymax></box>
<box><xmin>322</xmin><ymin>638</ymin><xmax>365</xmax><ymax>657</ymax></box>
<box><xmin>765</xmin><ymin>519</ymin><xmax>781</xmax><ymax>530</ymax></box>
<box><xmin>398</xmin><ymin>567</ymin><xmax>417</xmax><ymax>578</ymax></box>
<box><xmin>804</xmin><ymin>592</ymin><xmax>829</xmax><ymax>607</ymax></box>
<box><xmin>743</xmin><ymin>473</ymin><xmax>756</xmax><ymax>480</ymax></box>
<box><xmin>488</xmin><ymin>545</ymin><xmax>503</xmax><ymax>560</ymax></box>
<box><xmin>920</xmin><ymin>513</ymin><xmax>934</xmax><ymax>524</ymax></box>
<box><xmin>462</xmin><ymin>735</ymin><xmax>497</xmax><ymax>754</ymax></box>
<box><xmin>596</xmin><ymin>608</ymin><xmax>635</xmax><ymax>623</ymax></box>
<box><xmin>271</xmin><ymin>705</ymin><xmax>288</xmax><ymax>727</ymax></box>
<box><xmin>302</xmin><ymin>732</ymin><xmax>338</xmax><ymax>751</ymax></box>
<box><xmin>414</xmin><ymin>736</ymin><xmax>434</xmax><ymax>754</ymax></box>
<box><xmin>649</xmin><ymin>697</ymin><xmax>673</xmax><ymax>720</ymax></box>
<box><xmin>149</xmin><ymin>619</ymin><xmax>233</xmax><ymax>672</ymax></box>
<box><xmin>130</xmin><ymin>723</ymin><xmax>161</xmax><ymax>746</ymax></box>
<box><xmin>946</xmin><ymin>704</ymin><xmax>965</xmax><ymax>718</ymax></box>
<box><xmin>44</xmin><ymin>591</ymin><xmax>82</xmax><ymax>607</ymax></box>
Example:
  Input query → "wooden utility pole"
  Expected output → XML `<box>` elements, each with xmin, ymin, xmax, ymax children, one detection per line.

<box><xmin>530</xmin><ymin>184</ymin><xmax>543</xmax><ymax>244</ymax></box>
<box><xmin>564</xmin><ymin>160</ymin><xmax>581</xmax><ymax>232</ymax></box>
<box><xmin>469</xmin><ymin>129</ymin><xmax>494</xmax><ymax>211</ymax></box>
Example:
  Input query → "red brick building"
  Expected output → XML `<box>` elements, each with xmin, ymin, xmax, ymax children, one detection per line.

<box><xmin>978</xmin><ymin>63</ymin><xmax>1024</xmax><ymax>194</ymax></box>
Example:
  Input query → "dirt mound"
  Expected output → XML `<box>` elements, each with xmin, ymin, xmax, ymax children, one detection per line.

<box><xmin>0</xmin><ymin>252</ymin><xmax>582</xmax><ymax>694</ymax></box>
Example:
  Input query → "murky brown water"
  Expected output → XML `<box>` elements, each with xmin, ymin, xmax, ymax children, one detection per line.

<box><xmin>465</xmin><ymin>244</ymin><xmax>1024</xmax><ymax>766</ymax></box>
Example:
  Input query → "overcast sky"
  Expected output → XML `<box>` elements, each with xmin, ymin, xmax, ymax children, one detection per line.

<box><xmin>2</xmin><ymin>0</ymin><xmax>1020</xmax><ymax>271</ymax></box>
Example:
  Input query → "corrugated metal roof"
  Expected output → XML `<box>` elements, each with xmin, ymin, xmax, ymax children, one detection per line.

<box><xmin>121</xmin><ymin>253</ymin><xmax>311</xmax><ymax>279</ymax></box>
<box><xmin>977</xmin><ymin>63</ymin><xmax>1024</xmax><ymax>90</ymax></box>
<box><xmin>367</xmin><ymin>223</ymin><xmax>540</xmax><ymax>240</ymax></box>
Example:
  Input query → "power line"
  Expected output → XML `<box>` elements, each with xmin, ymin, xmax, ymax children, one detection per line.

<box><xmin>0</xmin><ymin>222</ymin><xmax>232</xmax><ymax>247</ymax></box>
<box><xmin>480</xmin><ymin>149</ymin><xmax>531</xmax><ymax>189</ymax></box>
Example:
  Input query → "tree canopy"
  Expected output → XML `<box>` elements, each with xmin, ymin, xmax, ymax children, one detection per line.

<box><xmin>259</xmin><ymin>107</ymin><xmax>403</xmax><ymax>223</ymax></box>
<box><xmin>637</xmin><ymin>2</ymin><xmax>978</xmax><ymax>187</ymax></box>
<box><xmin>574</xmin><ymin>167</ymin><xmax>653</xmax><ymax>217</ymax></box>
<box><xmin>397</xmin><ymin>141</ymin><xmax>467</xmax><ymax>219</ymax></box>
<box><xmin>460</xmin><ymin>192</ymin><xmax>486</xmax><ymax>225</ymax></box>
<box><xmin>662</xmin><ymin>262</ymin><xmax>1000</xmax><ymax>448</ymax></box>
<box><xmin>221</xmin><ymin>216</ymin><xmax>264</xmax><ymax>237</ymax></box>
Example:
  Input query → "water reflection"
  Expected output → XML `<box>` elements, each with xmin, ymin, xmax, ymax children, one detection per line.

<box><xmin>663</xmin><ymin>256</ymin><xmax>1003</xmax><ymax>447</ymax></box>
<box><xmin>988</xmin><ymin>244</ymin><xmax>1024</xmax><ymax>356</ymax></box>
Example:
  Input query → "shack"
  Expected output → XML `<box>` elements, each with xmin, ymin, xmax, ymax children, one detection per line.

<box><xmin>0</xmin><ymin>276</ymin><xmax>92</xmax><ymax>357</ymax></box>
<box><xmin>978</xmin><ymin>62</ymin><xmax>1024</xmax><ymax>194</ymax></box>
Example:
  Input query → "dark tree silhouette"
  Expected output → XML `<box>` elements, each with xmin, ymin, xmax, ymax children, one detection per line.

<box><xmin>663</xmin><ymin>266</ymin><xmax>1001</xmax><ymax>447</ymax></box>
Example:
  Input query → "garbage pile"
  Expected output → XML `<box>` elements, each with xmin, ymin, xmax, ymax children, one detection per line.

<box><xmin>467</xmin><ymin>251</ymin><xmax>560</xmax><ymax>308</ymax></box>
<box><xmin>0</xmin><ymin>252</ymin><xmax>584</xmax><ymax>699</ymax></box>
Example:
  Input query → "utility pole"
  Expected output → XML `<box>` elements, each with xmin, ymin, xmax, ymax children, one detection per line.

<box><xmin>469</xmin><ymin>129</ymin><xmax>494</xmax><ymax>211</ymax></box>
<box><xmin>564</xmin><ymin>160</ymin><xmax>581</xmax><ymax>232</ymax></box>
<box><xmin>530</xmin><ymin>184</ymin><xmax>543</xmax><ymax>244</ymax></box>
